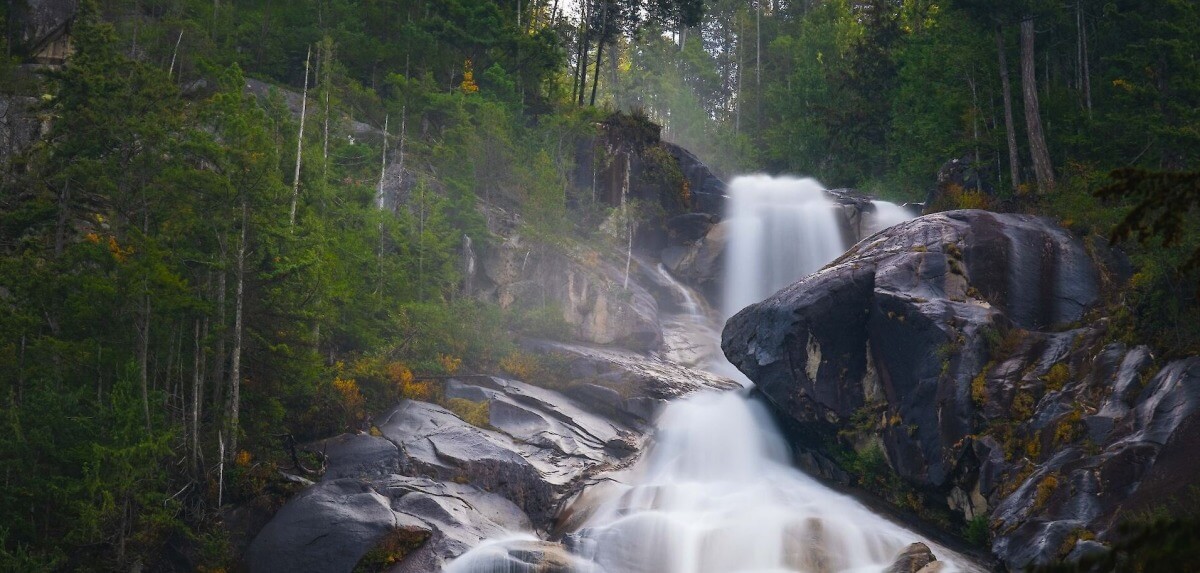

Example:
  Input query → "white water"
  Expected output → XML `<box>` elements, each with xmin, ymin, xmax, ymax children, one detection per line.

<box><xmin>865</xmin><ymin>201</ymin><xmax>915</xmax><ymax>237</ymax></box>
<box><xmin>722</xmin><ymin>175</ymin><xmax>847</xmax><ymax>318</ymax></box>
<box><xmin>449</xmin><ymin>176</ymin><xmax>972</xmax><ymax>573</ymax></box>
<box><xmin>567</xmin><ymin>392</ymin><xmax>966</xmax><ymax>573</ymax></box>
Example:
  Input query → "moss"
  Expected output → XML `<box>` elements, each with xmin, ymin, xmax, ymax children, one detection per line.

<box><xmin>444</xmin><ymin>398</ymin><xmax>490</xmax><ymax>428</ymax></box>
<box><xmin>971</xmin><ymin>362</ymin><xmax>994</xmax><ymax>407</ymax></box>
<box><xmin>1035</xmin><ymin>474</ymin><xmax>1060</xmax><ymax>510</ymax></box>
<box><xmin>354</xmin><ymin>526</ymin><xmax>432</xmax><ymax>572</ymax></box>
<box><xmin>1054</xmin><ymin>408</ymin><xmax>1084</xmax><ymax>445</ymax></box>
<box><xmin>1012</xmin><ymin>390</ymin><xmax>1036</xmax><ymax>420</ymax></box>
<box><xmin>1044</xmin><ymin>363</ymin><xmax>1071</xmax><ymax>392</ymax></box>
<box><xmin>1025</xmin><ymin>434</ymin><xmax>1042</xmax><ymax>460</ymax></box>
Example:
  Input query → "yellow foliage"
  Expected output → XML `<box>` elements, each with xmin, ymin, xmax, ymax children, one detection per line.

<box><xmin>1043</xmin><ymin>363</ymin><xmax>1070</xmax><ymax>392</ymax></box>
<box><xmin>444</xmin><ymin>398</ymin><xmax>490</xmax><ymax>428</ymax></box>
<box><xmin>437</xmin><ymin>353</ymin><xmax>462</xmax><ymax>374</ymax></box>
<box><xmin>333</xmin><ymin>377</ymin><xmax>366</xmax><ymax>421</ymax></box>
<box><xmin>107</xmin><ymin>236</ymin><xmax>135</xmax><ymax>262</ymax></box>
<box><xmin>85</xmin><ymin>232</ymin><xmax>101</xmax><ymax>244</ymax></box>
<box><xmin>388</xmin><ymin>362</ymin><xmax>433</xmax><ymax>401</ymax></box>
<box><xmin>460</xmin><ymin>59</ymin><xmax>479</xmax><ymax>94</ymax></box>
<box><xmin>499</xmin><ymin>351</ymin><xmax>539</xmax><ymax>381</ymax></box>
<box><xmin>235</xmin><ymin>450</ymin><xmax>252</xmax><ymax>468</ymax></box>
<box><xmin>1034</xmin><ymin>474</ymin><xmax>1059</xmax><ymax>509</ymax></box>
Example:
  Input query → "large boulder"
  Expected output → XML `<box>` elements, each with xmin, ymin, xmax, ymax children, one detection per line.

<box><xmin>722</xmin><ymin>210</ymin><xmax>1200</xmax><ymax>569</ymax></box>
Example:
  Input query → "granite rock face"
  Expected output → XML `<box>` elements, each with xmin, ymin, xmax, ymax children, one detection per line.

<box><xmin>246</xmin><ymin>354</ymin><xmax>735</xmax><ymax>572</ymax></box>
<box><xmin>722</xmin><ymin>210</ymin><xmax>1200</xmax><ymax>569</ymax></box>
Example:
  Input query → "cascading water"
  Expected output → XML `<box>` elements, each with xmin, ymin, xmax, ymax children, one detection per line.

<box><xmin>448</xmin><ymin>176</ymin><xmax>972</xmax><ymax>573</ymax></box>
<box><xmin>722</xmin><ymin>175</ymin><xmax>848</xmax><ymax>319</ymax></box>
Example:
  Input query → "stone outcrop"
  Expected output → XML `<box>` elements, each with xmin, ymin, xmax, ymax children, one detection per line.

<box><xmin>11</xmin><ymin>0</ymin><xmax>76</xmax><ymax>63</ymax></box>
<box><xmin>0</xmin><ymin>95</ymin><xmax>44</xmax><ymax>170</ymax></box>
<box><xmin>722</xmin><ymin>209</ymin><xmax>1200</xmax><ymax>569</ymax></box>
<box><xmin>474</xmin><ymin>207</ymin><xmax>663</xmax><ymax>351</ymax></box>
<box><xmin>246</xmin><ymin>350</ymin><xmax>734</xmax><ymax>572</ymax></box>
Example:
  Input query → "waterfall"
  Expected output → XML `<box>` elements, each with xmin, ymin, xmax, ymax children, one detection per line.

<box><xmin>566</xmin><ymin>392</ymin><xmax>967</xmax><ymax>573</ymax></box>
<box><xmin>448</xmin><ymin>176</ymin><xmax>974</xmax><ymax>573</ymax></box>
<box><xmin>722</xmin><ymin>175</ymin><xmax>847</xmax><ymax>318</ymax></box>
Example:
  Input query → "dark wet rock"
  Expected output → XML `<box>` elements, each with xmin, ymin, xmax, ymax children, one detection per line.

<box><xmin>722</xmin><ymin>209</ymin><xmax>1200</xmax><ymax>569</ymax></box>
<box><xmin>245</xmin><ymin>479</ymin><xmax>403</xmax><ymax>573</ymax></box>
<box><xmin>320</xmin><ymin>433</ymin><xmax>404</xmax><ymax>481</ymax></box>
<box><xmin>665</xmin><ymin>213</ymin><xmax>718</xmax><ymax>245</ymax></box>
<box><xmin>664</xmin><ymin>142</ymin><xmax>726</xmax><ymax>215</ymax></box>
<box><xmin>661</xmin><ymin>220</ymin><xmax>727</xmax><ymax>295</ymax></box>
<box><xmin>883</xmin><ymin>542</ymin><xmax>937</xmax><ymax>573</ymax></box>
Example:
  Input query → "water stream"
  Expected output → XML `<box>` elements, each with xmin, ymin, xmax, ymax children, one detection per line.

<box><xmin>449</xmin><ymin>177</ymin><xmax>968</xmax><ymax>572</ymax></box>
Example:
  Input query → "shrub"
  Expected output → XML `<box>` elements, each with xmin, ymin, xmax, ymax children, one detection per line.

<box><xmin>1043</xmin><ymin>363</ymin><xmax>1070</xmax><ymax>392</ymax></box>
<box><xmin>1035</xmin><ymin>474</ymin><xmax>1060</xmax><ymax>509</ymax></box>
<box><xmin>966</xmin><ymin>515</ymin><xmax>991</xmax><ymax>546</ymax></box>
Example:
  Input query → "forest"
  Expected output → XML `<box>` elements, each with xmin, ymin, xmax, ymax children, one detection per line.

<box><xmin>1</xmin><ymin>0</ymin><xmax>1198</xmax><ymax>571</ymax></box>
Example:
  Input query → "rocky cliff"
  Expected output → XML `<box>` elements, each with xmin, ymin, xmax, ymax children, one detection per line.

<box><xmin>722</xmin><ymin>209</ymin><xmax>1200</xmax><ymax>569</ymax></box>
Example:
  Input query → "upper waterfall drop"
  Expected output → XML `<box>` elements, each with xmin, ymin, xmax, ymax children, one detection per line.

<box><xmin>722</xmin><ymin>175</ymin><xmax>848</xmax><ymax>318</ymax></box>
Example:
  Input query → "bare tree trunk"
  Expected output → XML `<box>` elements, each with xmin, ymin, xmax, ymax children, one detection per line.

<box><xmin>322</xmin><ymin>39</ymin><xmax>332</xmax><ymax>186</ymax></box>
<box><xmin>1020</xmin><ymin>17</ymin><xmax>1055</xmax><ymax>193</ymax></box>
<box><xmin>227</xmin><ymin>201</ymin><xmax>247</xmax><ymax>458</ymax></box>
<box><xmin>589</xmin><ymin>1</ymin><xmax>607</xmax><ymax>107</ymax></box>
<box><xmin>290</xmin><ymin>45</ymin><xmax>311</xmax><ymax>229</ymax></box>
<box><xmin>575</xmin><ymin>0</ymin><xmax>590</xmax><ymax>106</ymax></box>
<box><xmin>1081</xmin><ymin>5</ymin><xmax>1092</xmax><ymax>118</ymax></box>
<box><xmin>54</xmin><ymin>180</ymin><xmax>70</xmax><ymax>257</ymax></box>
<box><xmin>168</xmin><ymin>30</ymin><xmax>184</xmax><ymax>81</ymax></box>
<box><xmin>756</xmin><ymin>0</ymin><xmax>762</xmax><ymax>129</ymax></box>
<box><xmin>211</xmin><ymin>263</ymin><xmax>227</xmax><ymax>408</ymax></box>
<box><xmin>377</xmin><ymin>114</ymin><xmax>388</xmax><ymax>210</ymax></box>
<box><xmin>996</xmin><ymin>28</ymin><xmax>1021</xmax><ymax>191</ymax></box>
<box><xmin>137</xmin><ymin>295</ymin><xmax>152</xmax><ymax>430</ymax></box>
<box><xmin>191</xmin><ymin>318</ymin><xmax>202</xmax><ymax>474</ymax></box>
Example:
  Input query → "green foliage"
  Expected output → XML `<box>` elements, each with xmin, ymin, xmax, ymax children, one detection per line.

<box><xmin>965</xmin><ymin>515</ymin><xmax>991</xmax><ymax>547</ymax></box>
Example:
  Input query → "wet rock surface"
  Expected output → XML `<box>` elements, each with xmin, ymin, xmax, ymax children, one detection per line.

<box><xmin>475</xmin><ymin>227</ymin><xmax>664</xmax><ymax>351</ymax></box>
<box><xmin>246</xmin><ymin>349</ymin><xmax>734</xmax><ymax>572</ymax></box>
<box><xmin>722</xmin><ymin>209</ymin><xmax>1200</xmax><ymax>569</ymax></box>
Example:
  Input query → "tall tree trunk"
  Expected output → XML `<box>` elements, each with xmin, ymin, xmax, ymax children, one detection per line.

<box><xmin>996</xmin><ymin>27</ymin><xmax>1021</xmax><ymax>191</ymax></box>
<box><xmin>191</xmin><ymin>318</ymin><xmax>203</xmax><ymax>474</ymax></box>
<box><xmin>211</xmin><ymin>263</ymin><xmax>227</xmax><ymax>408</ymax></box>
<box><xmin>575</xmin><ymin>0</ymin><xmax>590</xmax><ymax>106</ymax></box>
<box><xmin>1081</xmin><ymin>5</ymin><xmax>1092</xmax><ymax>118</ymax></box>
<box><xmin>756</xmin><ymin>0</ymin><xmax>762</xmax><ymax>129</ymax></box>
<box><xmin>1020</xmin><ymin>17</ymin><xmax>1055</xmax><ymax>193</ymax></box>
<box><xmin>588</xmin><ymin>2</ymin><xmax>607</xmax><ymax>107</ymax></box>
<box><xmin>321</xmin><ymin>39</ymin><xmax>332</xmax><ymax>186</ymax></box>
<box><xmin>137</xmin><ymin>295</ymin><xmax>152</xmax><ymax>430</ymax></box>
<box><xmin>54</xmin><ymin>180</ymin><xmax>70</xmax><ymax>257</ymax></box>
<box><xmin>227</xmin><ymin>200</ymin><xmax>247</xmax><ymax>458</ymax></box>
<box><xmin>290</xmin><ymin>45</ymin><xmax>311</xmax><ymax>229</ymax></box>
